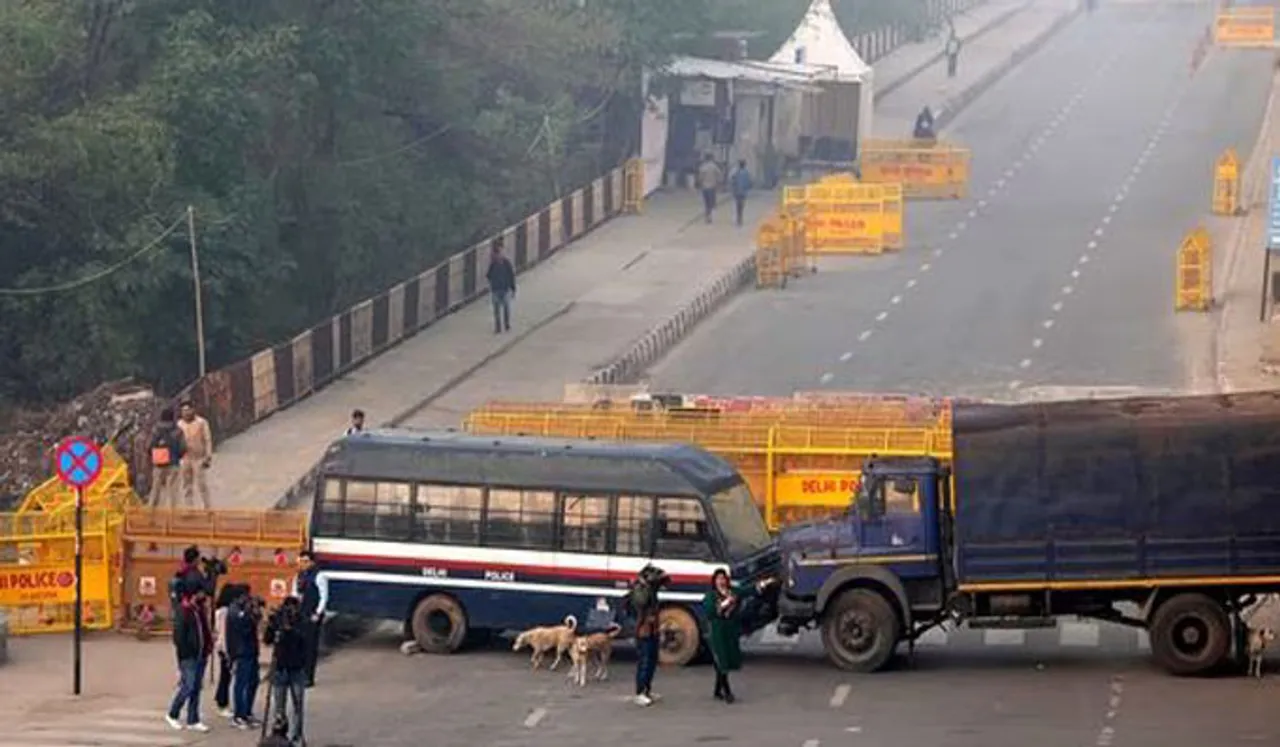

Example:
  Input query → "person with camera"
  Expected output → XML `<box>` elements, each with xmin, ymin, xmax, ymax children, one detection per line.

<box><xmin>622</xmin><ymin>564</ymin><xmax>670</xmax><ymax>707</ymax></box>
<box><xmin>228</xmin><ymin>592</ymin><xmax>264</xmax><ymax>729</ymax></box>
<box><xmin>264</xmin><ymin>596</ymin><xmax>309</xmax><ymax>746</ymax></box>
<box><xmin>291</xmin><ymin>550</ymin><xmax>328</xmax><ymax>688</ymax></box>
<box><xmin>166</xmin><ymin>582</ymin><xmax>213</xmax><ymax>732</ymax></box>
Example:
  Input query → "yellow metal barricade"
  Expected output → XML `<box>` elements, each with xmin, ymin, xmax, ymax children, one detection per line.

<box><xmin>1214</xmin><ymin>6</ymin><xmax>1275</xmax><ymax>48</ymax></box>
<box><xmin>1212</xmin><ymin>148</ymin><xmax>1240</xmax><ymax>216</ymax></box>
<box><xmin>860</xmin><ymin>139</ymin><xmax>971</xmax><ymax>200</ymax></box>
<box><xmin>786</xmin><ymin>183</ymin><xmax>896</xmax><ymax>255</ymax></box>
<box><xmin>623</xmin><ymin>157</ymin><xmax>644</xmax><ymax>214</ymax></box>
<box><xmin>1175</xmin><ymin>226</ymin><xmax>1213</xmax><ymax>312</ymax></box>
<box><xmin>18</xmin><ymin>444</ymin><xmax>142</xmax><ymax>526</ymax></box>
<box><xmin>881</xmin><ymin>184</ymin><xmax>904</xmax><ymax>250</ymax></box>
<box><xmin>781</xmin><ymin>210</ymin><xmax>813</xmax><ymax>276</ymax></box>
<box><xmin>755</xmin><ymin>215</ymin><xmax>786</xmax><ymax>289</ymax></box>
<box><xmin>0</xmin><ymin>511</ymin><xmax>118</xmax><ymax>635</ymax></box>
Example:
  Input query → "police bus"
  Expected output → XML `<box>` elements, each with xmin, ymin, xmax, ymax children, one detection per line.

<box><xmin>309</xmin><ymin>430</ymin><xmax>780</xmax><ymax>665</ymax></box>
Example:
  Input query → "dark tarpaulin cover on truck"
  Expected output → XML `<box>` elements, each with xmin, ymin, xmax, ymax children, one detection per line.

<box><xmin>319</xmin><ymin>429</ymin><xmax>742</xmax><ymax>498</ymax></box>
<box><xmin>952</xmin><ymin>391</ymin><xmax>1280</xmax><ymax>584</ymax></box>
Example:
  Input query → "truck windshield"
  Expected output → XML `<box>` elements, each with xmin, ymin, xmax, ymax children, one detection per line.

<box><xmin>710</xmin><ymin>483</ymin><xmax>774</xmax><ymax>560</ymax></box>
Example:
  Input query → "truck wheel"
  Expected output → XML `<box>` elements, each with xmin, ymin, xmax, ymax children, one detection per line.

<box><xmin>410</xmin><ymin>593</ymin><xmax>469</xmax><ymax>654</ymax></box>
<box><xmin>821</xmin><ymin>588</ymin><xmax>900</xmax><ymax>673</ymax></box>
<box><xmin>657</xmin><ymin>605</ymin><xmax>701</xmax><ymax>667</ymax></box>
<box><xmin>1149</xmin><ymin>593</ymin><xmax>1231</xmax><ymax>676</ymax></box>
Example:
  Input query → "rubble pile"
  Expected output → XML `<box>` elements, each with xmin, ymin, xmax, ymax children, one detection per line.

<box><xmin>0</xmin><ymin>380</ymin><xmax>162</xmax><ymax>510</ymax></box>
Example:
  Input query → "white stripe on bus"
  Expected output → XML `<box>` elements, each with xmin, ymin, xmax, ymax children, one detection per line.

<box><xmin>313</xmin><ymin>537</ymin><xmax>728</xmax><ymax>578</ymax></box>
<box><xmin>320</xmin><ymin>569</ymin><xmax>705</xmax><ymax>603</ymax></box>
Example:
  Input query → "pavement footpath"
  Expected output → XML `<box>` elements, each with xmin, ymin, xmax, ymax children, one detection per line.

<box><xmin>202</xmin><ymin>0</ymin><xmax>1082</xmax><ymax>514</ymax></box>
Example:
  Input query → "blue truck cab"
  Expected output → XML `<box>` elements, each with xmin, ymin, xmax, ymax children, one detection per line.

<box><xmin>772</xmin><ymin>393</ymin><xmax>1280</xmax><ymax>677</ymax></box>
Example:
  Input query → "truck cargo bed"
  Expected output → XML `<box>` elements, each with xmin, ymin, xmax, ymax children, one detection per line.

<box><xmin>952</xmin><ymin>391</ymin><xmax>1280</xmax><ymax>585</ymax></box>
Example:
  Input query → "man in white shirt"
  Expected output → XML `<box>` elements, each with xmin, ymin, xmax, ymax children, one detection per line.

<box><xmin>344</xmin><ymin>409</ymin><xmax>365</xmax><ymax>437</ymax></box>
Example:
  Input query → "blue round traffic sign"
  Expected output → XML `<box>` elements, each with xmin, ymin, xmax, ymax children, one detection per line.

<box><xmin>54</xmin><ymin>436</ymin><xmax>104</xmax><ymax>489</ymax></box>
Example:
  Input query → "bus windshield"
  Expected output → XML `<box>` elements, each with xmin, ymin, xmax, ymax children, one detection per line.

<box><xmin>710</xmin><ymin>483</ymin><xmax>774</xmax><ymax>560</ymax></box>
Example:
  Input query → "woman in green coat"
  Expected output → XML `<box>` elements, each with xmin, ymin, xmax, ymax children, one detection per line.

<box><xmin>702</xmin><ymin>569</ymin><xmax>775</xmax><ymax>703</ymax></box>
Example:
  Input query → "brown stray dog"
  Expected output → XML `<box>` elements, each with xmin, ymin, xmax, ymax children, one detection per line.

<box><xmin>512</xmin><ymin>615</ymin><xmax>578</xmax><ymax>670</ymax></box>
<box><xmin>567</xmin><ymin>623</ymin><xmax>624</xmax><ymax>687</ymax></box>
<box><xmin>1247</xmin><ymin>626</ymin><xmax>1275</xmax><ymax>679</ymax></box>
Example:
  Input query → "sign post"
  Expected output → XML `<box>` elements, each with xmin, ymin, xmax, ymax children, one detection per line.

<box><xmin>53</xmin><ymin>436</ymin><xmax>104</xmax><ymax>697</ymax></box>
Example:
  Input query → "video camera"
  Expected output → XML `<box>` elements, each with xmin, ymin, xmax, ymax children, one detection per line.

<box><xmin>200</xmin><ymin>555</ymin><xmax>228</xmax><ymax>579</ymax></box>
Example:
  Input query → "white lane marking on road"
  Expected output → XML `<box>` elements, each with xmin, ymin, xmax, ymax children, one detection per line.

<box><xmin>987</xmin><ymin>188</ymin><xmax>997</xmax><ymax>197</ymax></box>
<box><xmin>920</xmin><ymin>262</ymin><xmax>931</xmax><ymax>272</ymax></box>
<box><xmin>803</xmin><ymin>740</ymin><xmax>821</xmax><ymax>747</ymax></box>
<box><xmin>968</xmin><ymin>209</ymin><xmax>977</xmax><ymax>218</ymax></box>
<box><xmin>933</xmin><ymin>247</ymin><xmax>944</xmax><ymax>257</ymax></box>
<box><xmin>1094</xmin><ymin>227</ymin><xmax>1104</xmax><ymax>237</ymax></box>
<box><xmin>820</xmin><ymin>372</ymin><xmax>834</xmax><ymax>384</ymax></box>
<box><xmin>1052</xmin><ymin>299</ymin><xmax>1064</xmax><ymax>311</ymax></box>
<box><xmin>1102</xmin><ymin>214</ymin><xmax>1112</xmax><ymax>224</ymax></box>
<box><xmin>1060</xmin><ymin>621</ymin><xmax>1101</xmax><ymax>647</ymax></box>
<box><xmin>524</xmin><ymin>708</ymin><xmax>548</xmax><ymax>728</ymax></box>
<box><xmin>1004</xmin><ymin>169</ymin><xmax>1014</xmax><ymax>178</ymax></box>
<box><xmin>983</xmin><ymin>629</ymin><xmax>1026</xmax><ymax>646</ymax></box>
<box><xmin>846</xmin><ymin>726</ymin><xmax>863</xmax><ymax>733</ymax></box>
<box><xmin>829</xmin><ymin>684</ymin><xmax>852</xmax><ymax>708</ymax></box>
<box><xmin>875</xmin><ymin>311</ymin><xmax>888</xmax><ymax>322</ymax></box>
<box><xmin>840</xmin><ymin>351</ymin><xmax>853</xmax><ymax>362</ymax></box>
<box><xmin>1110</xmin><ymin>203</ymin><xmax>1119</xmax><ymax>213</ymax></box>
<box><xmin>1062</xmin><ymin>285</ymin><xmax>1074</xmax><ymax>295</ymax></box>
<box><xmin>1071</xmin><ymin>269</ymin><xmax>1080</xmax><ymax>279</ymax></box>
<box><xmin>905</xmin><ymin>278</ymin><xmax>917</xmax><ymax>289</ymax></box>
<box><xmin>978</xmin><ymin>199</ymin><xmax>988</xmax><ymax>208</ymax></box>
<box><xmin>1081</xmin><ymin>253</ymin><xmax>1091</xmax><ymax>262</ymax></box>
<box><xmin>948</xmin><ymin>231</ymin><xmax>959</xmax><ymax>240</ymax></box>
<box><xmin>890</xmin><ymin>295</ymin><xmax>902</xmax><ymax>305</ymax></box>
<box><xmin>1115</xmin><ymin>192</ymin><xmax>1126</xmax><ymax>202</ymax></box>
<box><xmin>859</xmin><ymin>330</ymin><xmax>872</xmax><ymax>341</ymax></box>
<box><xmin>1014</xmin><ymin>159</ymin><xmax>1024</xmax><ymax>169</ymax></box>
<box><xmin>1043</xmin><ymin>319</ymin><xmax>1055</xmax><ymax>329</ymax></box>
<box><xmin>1032</xmin><ymin>338</ymin><xmax>1043</xmax><ymax>348</ymax></box>
<box><xmin>957</xmin><ymin>221</ymin><xmax>967</xmax><ymax>231</ymax></box>
<box><xmin>1019</xmin><ymin>358</ymin><xmax>1032</xmax><ymax>369</ymax></box>
<box><xmin>996</xmin><ymin>178</ymin><xmax>1006</xmax><ymax>188</ymax></box>
<box><xmin>1008</xmin><ymin>380</ymin><xmax>1022</xmax><ymax>390</ymax></box>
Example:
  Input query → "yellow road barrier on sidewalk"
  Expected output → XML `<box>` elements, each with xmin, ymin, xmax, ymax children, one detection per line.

<box><xmin>859</xmin><ymin>138</ymin><xmax>971</xmax><ymax>200</ymax></box>
<box><xmin>1214</xmin><ymin>7</ymin><xmax>1275</xmax><ymax>48</ymax></box>
<box><xmin>783</xmin><ymin>181</ymin><xmax>903</xmax><ymax>255</ymax></box>
<box><xmin>1212</xmin><ymin>148</ymin><xmax>1240</xmax><ymax>215</ymax></box>
<box><xmin>1175</xmin><ymin>226</ymin><xmax>1213</xmax><ymax>312</ymax></box>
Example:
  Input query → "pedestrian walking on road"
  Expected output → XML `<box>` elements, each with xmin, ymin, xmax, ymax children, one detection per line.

<box><xmin>945</xmin><ymin>31</ymin><xmax>962</xmax><ymax>78</ymax></box>
<box><xmin>485</xmin><ymin>245</ymin><xmax>516</xmax><ymax>334</ymax></box>
<box><xmin>147</xmin><ymin>408</ymin><xmax>186</xmax><ymax>510</ymax></box>
<box><xmin>703</xmin><ymin>569</ymin><xmax>777</xmax><ymax>704</ymax></box>
<box><xmin>166</xmin><ymin>583</ymin><xmax>213</xmax><ymax>733</ymax></box>
<box><xmin>697</xmin><ymin>154</ymin><xmax>723</xmax><ymax>224</ymax></box>
<box><xmin>292</xmin><ymin>550</ymin><xmax>329</xmax><ymax>688</ymax></box>
<box><xmin>624</xmin><ymin>565</ymin><xmax>669</xmax><ymax>707</ymax></box>
<box><xmin>264</xmin><ymin>596</ymin><xmax>310</xmax><ymax>746</ymax></box>
<box><xmin>729</xmin><ymin>160</ymin><xmax>753</xmax><ymax>227</ymax></box>
<box><xmin>178</xmin><ymin>400</ymin><xmax>214</xmax><ymax>509</ymax></box>
<box><xmin>344</xmin><ymin>409</ymin><xmax>365</xmax><ymax>437</ymax></box>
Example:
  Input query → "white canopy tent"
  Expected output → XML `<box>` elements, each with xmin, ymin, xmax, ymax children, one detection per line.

<box><xmin>768</xmin><ymin>0</ymin><xmax>875</xmax><ymax>159</ymax></box>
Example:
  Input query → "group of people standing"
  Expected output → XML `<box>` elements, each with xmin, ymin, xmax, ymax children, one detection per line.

<box><xmin>165</xmin><ymin>546</ymin><xmax>327</xmax><ymax>746</ymax></box>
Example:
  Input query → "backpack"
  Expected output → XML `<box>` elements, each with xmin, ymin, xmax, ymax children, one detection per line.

<box><xmin>627</xmin><ymin>565</ymin><xmax>666</xmax><ymax>615</ymax></box>
<box><xmin>151</xmin><ymin>428</ymin><xmax>176</xmax><ymax>467</ymax></box>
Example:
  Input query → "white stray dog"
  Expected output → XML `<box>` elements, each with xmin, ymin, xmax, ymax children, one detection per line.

<box><xmin>1248</xmin><ymin>626</ymin><xmax>1275</xmax><ymax>679</ymax></box>
<box><xmin>567</xmin><ymin>623</ymin><xmax>623</xmax><ymax>687</ymax></box>
<box><xmin>512</xmin><ymin>615</ymin><xmax>578</xmax><ymax>670</ymax></box>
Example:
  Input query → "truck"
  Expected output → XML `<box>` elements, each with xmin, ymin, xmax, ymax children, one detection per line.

<box><xmin>768</xmin><ymin>390</ymin><xmax>1280</xmax><ymax>676</ymax></box>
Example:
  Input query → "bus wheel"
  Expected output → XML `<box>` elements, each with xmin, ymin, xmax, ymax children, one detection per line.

<box><xmin>657</xmin><ymin>605</ymin><xmax>701</xmax><ymax>667</ymax></box>
<box><xmin>411</xmin><ymin>593</ymin><xmax>469</xmax><ymax>654</ymax></box>
<box><xmin>1149</xmin><ymin>593</ymin><xmax>1231</xmax><ymax>676</ymax></box>
<box><xmin>821</xmin><ymin>588</ymin><xmax>900</xmax><ymax>673</ymax></box>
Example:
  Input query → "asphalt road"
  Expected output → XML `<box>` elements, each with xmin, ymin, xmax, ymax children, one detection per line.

<box><xmin>195</xmin><ymin>627</ymin><xmax>1280</xmax><ymax>747</ymax></box>
<box><xmin>650</xmin><ymin>2</ymin><xmax>1274</xmax><ymax>401</ymax></box>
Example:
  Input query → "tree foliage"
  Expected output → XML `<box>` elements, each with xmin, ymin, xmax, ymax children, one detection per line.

<box><xmin>0</xmin><ymin>0</ymin><xmax>930</xmax><ymax>409</ymax></box>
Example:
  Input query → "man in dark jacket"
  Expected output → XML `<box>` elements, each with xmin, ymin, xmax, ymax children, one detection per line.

<box><xmin>623</xmin><ymin>565</ymin><xmax>669</xmax><ymax>707</ymax></box>
<box><xmin>292</xmin><ymin>550</ymin><xmax>328</xmax><ymax>688</ymax></box>
<box><xmin>228</xmin><ymin>593</ymin><xmax>263</xmax><ymax>728</ymax></box>
<box><xmin>148</xmin><ymin>408</ymin><xmax>187</xmax><ymax>509</ymax></box>
<box><xmin>166</xmin><ymin>584</ymin><xmax>213</xmax><ymax>732</ymax></box>
<box><xmin>265</xmin><ymin>596</ymin><xmax>310</xmax><ymax>745</ymax></box>
<box><xmin>485</xmin><ymin>245</ymin><xmax>516</xmax><ymax>334</ymax></box>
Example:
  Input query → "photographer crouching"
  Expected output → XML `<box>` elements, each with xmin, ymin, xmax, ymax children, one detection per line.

<box><xmin>263</xmin><ymin>596</ymin><xmax>309</xmax><ymax>746</ymax></box>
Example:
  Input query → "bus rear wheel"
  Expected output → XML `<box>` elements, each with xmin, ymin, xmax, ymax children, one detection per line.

<box><xmin>657</xmin><ymin>605</ymin><xmax>701</xmax><ymax>667</ymax></box>
<box><xmin>411</xmin><ymin>593</ymin><xmax>469</xmax><ymax>654</ymax></box>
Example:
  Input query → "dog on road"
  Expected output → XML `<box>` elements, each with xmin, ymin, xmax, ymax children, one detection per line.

<box><xmin>1247</xmin><ymin>626</ymin><xmax>1275</xmax><ymax>679</ymax></box>
<box><xmin>513</xmin><ymin>615</ymin><xmax>578</xmax><ymax>671</ymax></box>
<box><xmin>567</xmin><ymin>623</ymin><xmax>623</xmax><ymax>687</ymax></box>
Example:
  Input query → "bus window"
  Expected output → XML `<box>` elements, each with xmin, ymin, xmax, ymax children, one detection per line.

<box><xmin>485</xmin><ymin>489</ymin><xmax>556</xmax><ymax>550</ymax></box>
<box><xmin>317</xmin><ymin>478</ymin><xmax>345</xmax><ymax>535</ymax></box>
<box><xmin>342</xmin><ymin>480</ymin><xmax>379</xmax><ymax>539</ymax></box>
<box><xmin>560</xmin><ymin>495</ymin><xmax>609</xmax><ymax>554</ymax></box>
<box><xmin>655</xmin><ymin>497</ymin><xmax>715</xmax><ymax>561</ymax></box>
<box><xmin>414</xmin><ymin>484</ymin><xmax>483</xmax><ymax>545</ymax></box>
<box><xmin>374</xmin><ymin>482</ymin><xmax>413</xmax><ymax>540</ymax></box>
<box><xmin>614</xmin><ymin>496</ymin><xmax>654</xmax><ymax>556</ymax></box>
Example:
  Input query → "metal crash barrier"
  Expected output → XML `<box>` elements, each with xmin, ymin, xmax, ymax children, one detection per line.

<box><xmin>1214</xmin><ymin>6</ymin><xmax>1275</xmax><ymax>48</ymax></box>
<box><xmin>782</xmin><ymin>180</ymin><xmax>904</xmax><ymax>255</ymax></box>
<box><xmin>1175</xmin><ymin>226</ymin><xmax>1213</xmax><ymax>312</ymax></box>
<box><xmin>1212</xmin><ymin>148</ymin><xmax>1240</xmax><ymax>216</ymax></box>
<box><xmin>859</xmin><ymin>138</ymin><xmax>971</xmax><ymax>200</ymax></box>
<box><xmin>0</xmin><ymin>511</ymin><xmax>119</xmax><ymax>635</ymax></box>
<box><xmin>465</xmin><ymin>396</ymin><xmax>954</xmax><ymax>531</ymax></box>
<box><xmin>119</xmin><ymin>509</ymin><xmax>309</xmax><ymax>633</ymax></box>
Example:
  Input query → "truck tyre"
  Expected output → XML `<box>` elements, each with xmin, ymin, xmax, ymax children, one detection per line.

<box><xmin>410</xmin><ymin>593</ymin><xmax>469</xmax><ymax>654</ymax></box>
<box><xmin>821</xmin><ymin>588</ymin><xmax>900</xmax><ymax>673</ymax></box>
<box><xmin>1149</xmin><ymin>593</ymin><xmax>1231</xmax><ymax>676</ymax></box>
<box><xmin>657</xmin><ymin>605</ymin><xmax>701</xmax><ymax>667</ymax></box>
